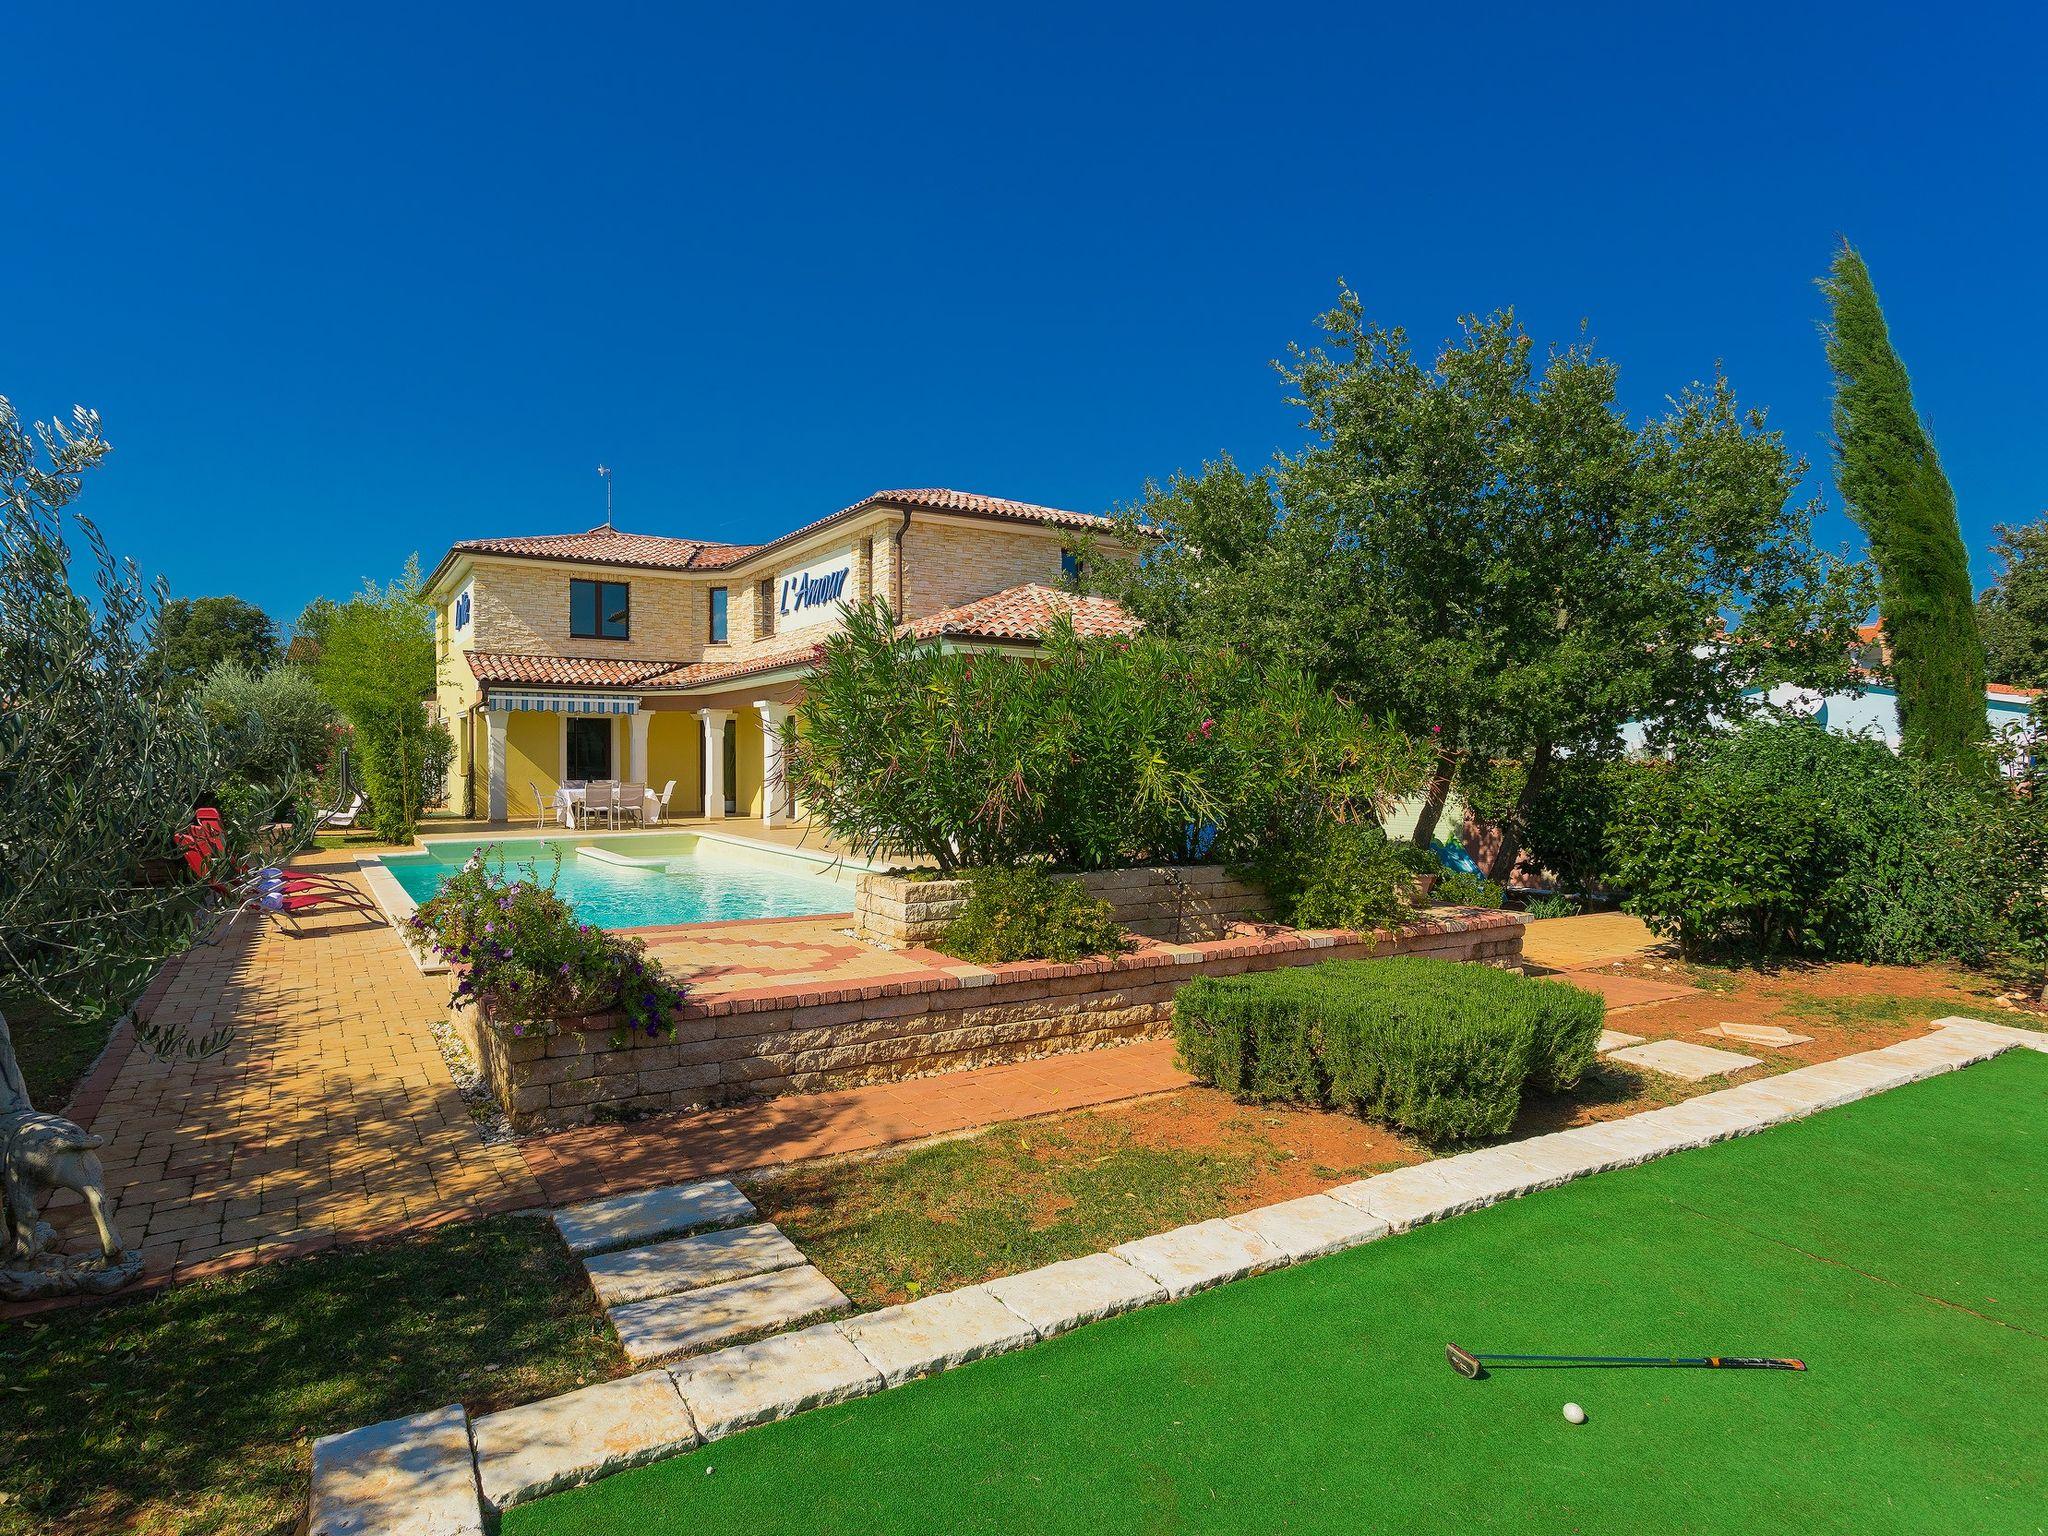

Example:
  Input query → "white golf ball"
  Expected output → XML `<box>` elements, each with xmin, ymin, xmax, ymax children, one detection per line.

<box><xmin>1563</xmin><ymin>1402</ymin><xmax>1587</xmax><ymax>1424</ymax></box>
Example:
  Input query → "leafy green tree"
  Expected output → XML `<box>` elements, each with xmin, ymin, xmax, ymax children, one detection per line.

<box><xmin>311</xmin><ymin>559</ymin><xmax>451</xmax><ymax>843</ymax></box>
<box><xmin>151</xmin><ymin>594</ymin><xmax>279</xmax><ymax>685</ymax></box>
<box><xmin>1101</xmin><ymin>290</ymin><xmax>1870</xmax><ymax>878</ymax></box>
<box><xmin>196</xmin><ymin>658</ymin><xmax>339</xmax><ymax>797</ymax></box>
<box><xmin>1976</xmin><ymin>516</ymin><xmax>2048</xmax><ymax>688</ymax></box>
<box><xmin>286</xmin><ymin>594</ymin><xmax>342</xmax><ymax>668</ymax></box>
<box><xmin>1</xmin><ymin>397</ymin><xmax>262</xmax><ymax>1106</ymax></box>
<box><xmin>1821</xmin><ymin>243</ymin><xmax>1988</xmax><ymax>764</ymax></box>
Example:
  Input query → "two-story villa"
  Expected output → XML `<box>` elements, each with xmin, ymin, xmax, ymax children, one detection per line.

<box><xmin>424</xmin><ymin>488</ymin><xmax>1142</xmax><ymax>824</ymax></box>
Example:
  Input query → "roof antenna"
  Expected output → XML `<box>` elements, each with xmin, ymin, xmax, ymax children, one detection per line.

<box><xmin>596</xmin><ymin>463</ymin><xmax>614</xmax><ymax>530</ymax></box>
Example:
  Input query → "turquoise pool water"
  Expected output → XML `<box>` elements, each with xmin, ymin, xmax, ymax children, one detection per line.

<box><xmin>381</xmin><ymin>834</ymin><xmax>854</xmax><ymax>929</ymax></box>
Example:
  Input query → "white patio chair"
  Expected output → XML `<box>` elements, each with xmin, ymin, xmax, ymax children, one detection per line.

<box><xmin>648</xmin><ymin>779</ymin><xmax>676</xmax><ymax>825</ymax></box>
<box><xmin>617</xmin><ymin>784</ymin><xmax>651</xmax><ymax>828</ymax></box>
<box><xmin>583</xmin><ymin>781</ymin><xmax>618</xmax><ymax>829</ymax></box>
<box><xmin>528</xmin><ymin>780</ymin><xmax>548</xmax><ymax>829</ymax></box>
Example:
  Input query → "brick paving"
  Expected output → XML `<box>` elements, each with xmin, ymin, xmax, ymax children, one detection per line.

<box><xmin>29</xmin><ymin>850</ymin><xmax>542</xmax><ymax>1301</ymax></box>
<box><xmin>18</xmin><ymin>848</ymin><xmax>1194</xmax><ymax>1305</ymax></box>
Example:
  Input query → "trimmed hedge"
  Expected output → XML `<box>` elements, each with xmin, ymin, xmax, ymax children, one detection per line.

<box><xmin>1172</xmin><ymin>957</ymin><xmax>1604</xmax><ymax>1141</ymax></box>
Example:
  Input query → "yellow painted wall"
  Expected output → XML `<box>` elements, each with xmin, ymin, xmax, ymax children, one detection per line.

<box><xmin>504</xmin><ymin>712</ymin><xmax>562</xmax><ymax>823</ymax></box>
<box><xmin>732</xmin><ymin>708</ymin><xmax>764</xmax><ymax>818</ymax></box>
<box><xmin>645</xmin><ymin>712</ymin><xmax>702</xmax><ymax>820</ymax></box>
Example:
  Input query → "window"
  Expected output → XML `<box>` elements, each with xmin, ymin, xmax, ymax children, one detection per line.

<box><xmin>453</xmin><ymin>589</ymin><xmax>471</xmax><ymax>629</ymax></box>
<box><xmin>565</xmin><ymin>717</ymin><xmax>613</xmax><ymax>781</ymax></box>
<box><xmin>1060</xmin><ymin>547</ymin><xmax>1082</xmax><ymax>581</ymax></box>
<box><xmin>708</xmin><ymin>586</ymin><xmax>729</xmax><ymax>644</ymax></box>
<box><xmin>570</xmin><ymin>579</ymin><xmax>630</xmax><ymax>640</ymax></box>
<box><xmin>756</xmin><ymin>578</ymin><xmax>776</xmax><ymax>639</ymax></box>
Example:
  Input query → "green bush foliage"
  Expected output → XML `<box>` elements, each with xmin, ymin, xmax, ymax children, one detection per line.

<box><xmin>787</xmin><ymin>602</ymin><xmax>1426</xmax><ymax>892</ymax></box>
<box><xmin>1251</xmin><ymin>819</ymin><xmax>1412</xmax><ymax>933</ymax></box>
<box><xmin>408</xmin><ymin>851</ymin><xmax>683</xmax><ymax>1039</ymax></box>
<box><xmin>1432</xmin><ymin>870</ymin><xmax>1503</xmax><ymax>909</ymax></box>
<box><xmin>934</xmin><ymin>866</ymin><xmax>1132</xmax><ymax>965</ymax></box>
<box><xmin>1612</xmin><ymin>722</ymin><xmax>2040</xmax><ymax>964</ymax></box>
<box><xmin>1522</xmin><ymin>895</ymin><xmax>1583</xmax><ymax>920</ymax></box>
<box><xmin>196</xmin><ymin>658</ymin><xmax>338</xmax><ymax>809</ymax></box>
<box><xmin>1172</xmin><ymin>957</ymin><xmax>1604</xmax><ymax>1140</ymax></box>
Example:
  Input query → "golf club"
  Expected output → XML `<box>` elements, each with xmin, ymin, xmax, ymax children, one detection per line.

<box><xmin>1446</xmin><ymin>1343</ymin><xmax>1805</xmax><ymax>1380</ymax></box>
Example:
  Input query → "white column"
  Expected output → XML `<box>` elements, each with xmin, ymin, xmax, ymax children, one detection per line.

<box><xmin>754</xmin><ymin>700</ymin><xmax>792</xmax><ymax>827</ymax></box>
<box><xmin>627</xmin><ymin>709</ymin><xmax>650</xmax><ymax>786</ymax></box>
<box><xmin>697</xmin><ymin>708</ymin><xmax>731</xmax><ymax>820</ymax></box>
<box><xmin>485</xmin><ymin>709</ymin><xmax>510</xmax><ymax>823</ymax></box>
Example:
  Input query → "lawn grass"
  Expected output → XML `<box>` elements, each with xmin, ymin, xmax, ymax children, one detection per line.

<box><xmin>743</xmin><ymin>1102</ymin><xmax>1405</xmax><ymax>1309</ymax></box>
<box><xmin>0</xmin><ymin>993</ymin><xmax>119</xmax><ymax>1108</ymax></box>
<box><xmin>509</xmin><ymin>1051</ymin><xmax>2048</xmax><ymax>1535</ymax></box>
<box><xmin>0</xmin><ymin>1214</ymin><xmax>622</xmax><ymax>1536</ymax></box>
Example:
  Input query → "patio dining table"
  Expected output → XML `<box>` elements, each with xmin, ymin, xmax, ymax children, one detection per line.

<box><xmin>552</xmin><ymin>783</ymin><xmax>660</xmax><ymax>827</ymax></box>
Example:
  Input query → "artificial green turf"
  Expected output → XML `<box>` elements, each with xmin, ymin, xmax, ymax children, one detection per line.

<box><xmin>508</xmin><ymin>1052</ymin><xmax>2048</xmax><ymax>1535</ymax></box>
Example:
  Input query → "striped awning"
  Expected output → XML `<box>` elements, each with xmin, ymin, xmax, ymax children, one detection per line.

<box><xmin>485</xmin><ymin>690</ymin><xmax>639</xmax><ymax>715</ymax></box>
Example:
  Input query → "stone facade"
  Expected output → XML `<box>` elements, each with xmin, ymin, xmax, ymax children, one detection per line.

<box><xmin>854</xmin><ymin>866</ymin><xmax>1269</xmax><ymax>947</ymax></box>
<box><xmin>465</xmin><ymin>910</ymin><xmax>1529</xmax><ymax>1131</ymax></box>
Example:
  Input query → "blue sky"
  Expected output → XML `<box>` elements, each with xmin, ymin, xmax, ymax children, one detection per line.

<box><xmin>4</xmin><ymin>2</ymin><xmax>2042</xmax><ymax>630</ymax></box>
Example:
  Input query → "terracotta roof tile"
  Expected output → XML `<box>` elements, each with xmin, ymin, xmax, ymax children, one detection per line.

<box><xmin>450</xmin><ymin>527</ymin><xmax>756</xmax><ymax>572</ymax></box>
<box><xmin>907</xmin><ymin>583</ymin><xmax>1141</xmax><ymax>643</ymax></box>
<box><xmin>465</xmin><ymin>651</ymin><xmax>684</xmax><ymax>687</ymax></box>
<box><xmin>463</xmin><ymin>585</ymin><xmax>1141</xmax><ymax>697</ymax></box>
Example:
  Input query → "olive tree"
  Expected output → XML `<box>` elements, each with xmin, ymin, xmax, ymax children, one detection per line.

<box><xmin>0</xmin><ymin>398</ymin><xmax>246</xmax><ymax>1109</ymax></box>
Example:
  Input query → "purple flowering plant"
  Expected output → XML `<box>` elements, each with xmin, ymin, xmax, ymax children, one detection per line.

<box><xmin>408</xmin><ymin>848</ymin><xmax>683</xmax><ymax>1039</ymax></box>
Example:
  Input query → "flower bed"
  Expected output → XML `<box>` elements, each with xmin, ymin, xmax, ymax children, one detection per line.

<box><xmin>463</xmin><ymin>907</ymin><xmax>1528</xmax><ymax>1131</ymax></box>
<box><xmin>855</xmin><ymin>866</ymin><xmax>1270</xmax><ymax>947</ymax></box>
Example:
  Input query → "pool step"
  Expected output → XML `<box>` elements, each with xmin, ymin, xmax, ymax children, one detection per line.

<box><xmin>609</xmin><ymin>1264</ymin><xmax>853</xmax><ymax>1364</ymax></box>
<box><xmin>553</xmin><ymin>1179</ymin><xmax>757</xmax><ymax>1257</ymax></box>
<box><xmin>584</xmin><ymin>1222</ymin><xmax>807</xmax><ymax>1308</ymax></box>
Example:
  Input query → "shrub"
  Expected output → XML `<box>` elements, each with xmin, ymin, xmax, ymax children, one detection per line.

<box><xmin>934</xmin><ymin>866</ymin><xmax>1131</xmax><ymax>965</ymax></box>
<box><xmin>409</xmin><ymin>851</ymin><xmax>684</xmax><ymax>1039</ymax></box>
<box><xmin>197</xmin><ymin>659</ymin><xmax>337</xmax><ymax>789</ymax></box>
<box><xmin>787</xmin><ymin>602</ymin><xmax>1426</xmax><ymax>875</ymax></box>
<box><xmin>1612</xmin><ymin>722</ymin><xmax>2036</xmax><ymax>963</ymax></box>
<box><xmin>1172</xmin><ymin>957</ymin><xmax>1604</xmax><ymax>1140</ymax></box>
<box><xmin>1432</xmin><ymin>870</ymin><xmax>1503</xmax><ymax>909</ymax></box>
<box><xmin>1523</xmin><ymin>894</ymin><xmax>1583</xmax><ymax>920</ymax></box>
<box><xmin>1242</xmin><ymin>818</ymin><xmax>1411</xmax><ymax>933</ymax></box>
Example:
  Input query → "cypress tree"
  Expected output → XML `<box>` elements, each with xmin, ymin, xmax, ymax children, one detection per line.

<box><xmin>1821</xmin><ymin>242</ymin><xmax>1988</xmax><ymax>764</ymax></box>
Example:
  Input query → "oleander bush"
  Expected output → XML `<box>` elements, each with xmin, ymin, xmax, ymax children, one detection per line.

<box><xmin>409</xmin><ymin>851</ymin><xmax>684</xmax><ymax>1039</ymax></box>
<box><xmin>1172</xmin><ymin>957</ymin><xmax>1604</xmax><ymax>1140</ymax></box>
<box><xmin>933</xmin><ymin>865</ymin><xmax>1132</xmax><ymax>965</ymax></box>
<box><xmin>787</xmin><ymin>602</ymin><xmax>1427</xmax><ymax>887</ymax></box>
<box><xmin>1611</xmin><ymin>721</ymin><xmax>2041</xmax><ymax>964</ymax></box>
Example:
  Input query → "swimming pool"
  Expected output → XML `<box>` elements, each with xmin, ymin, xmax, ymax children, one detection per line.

<box><xmin>378</xmin><ymin>832</ymin><xmax>859</xmax><ymax>929</ymax></box>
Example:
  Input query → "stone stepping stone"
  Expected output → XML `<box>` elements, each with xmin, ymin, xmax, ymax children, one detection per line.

<box><xmin>1607</xmin><ymin>1039</ymin><xmax>1761</xmax><ymax>1082</ymax></box>
<box><xmin>1597</xmin><ymin>1029</ymin><xmax>1646</xmax><ymax>1053</ymax></box>
<box><xmin>610</xmin><ymin>1264</ymin><xmax>851</xmax><ymax>1364</ymax></box>
<box><xmin>837</xmin><ymin>1286</ymin><xmax>1040</xmax><ymax>1386</ymax></box>
<box><xmin>553</xmin><ymin>1179</ymin><xmax>756</xmax><ymax>1257</ymax></box>
<box><xmin>472</xmin><ymin>1371</ymin><xmax>699</xmax><ymax>1514</ymax></box>
<box><xmin>671</xmin><ymin>1321</ymin><xmax>884</xmax><ymax>1441</ymax></box>
<box><xmin>585</xmin><ymin>1223</ymin><xmax>805</xmax><ymax>1308</ymax></box>
<box><xmin>1704</xmin><ymin>1022</ymin><xmax>1813</xmax><ymax>1048</ymax></box>
<box><xmin>309</xmin><ymin>1404</ymin><xmax>481</xmax><ymax>1536</ymax></box>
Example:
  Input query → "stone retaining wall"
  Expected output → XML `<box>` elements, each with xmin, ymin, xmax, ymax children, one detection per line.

<box><xmin>470</xmin><ymin>909</ymin><xmax>1528</xmax><ymax>1132</ymax></box>
<box><xmin>854</xmin><ymin>865</ymin><xmax>1269</xmax><ymax>946</ymax></box>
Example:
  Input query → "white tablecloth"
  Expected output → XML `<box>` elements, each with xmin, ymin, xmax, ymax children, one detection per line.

<box><xmin>552</xmin><ymin>784</ymin><xmax>660</xmax><ymax>827</ymax></box>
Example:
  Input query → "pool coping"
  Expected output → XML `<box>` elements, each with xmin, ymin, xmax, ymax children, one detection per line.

<box><xmin>305</xmin><ymin>1014</ymin><xmax>2048</xmax><ymax>1532</ymax></box>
